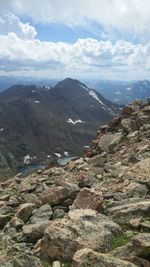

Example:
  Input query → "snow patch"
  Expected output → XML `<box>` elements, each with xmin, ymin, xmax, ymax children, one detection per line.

<box><xmin>0</xmin><ymin>128</ymin><xmax>4</xmax><ymax>132</ymax></box>
<box><xmin>89</xmin><ymin>90</ymin><xmax>106</xmax><ymax>107</ymax></box>
<box><xmin>45</xmin><ymin>86</ymin><xmax>51</xmax><ymax>90</ymax></box>
<box><xmin>80</xmin><ymin>84</ymin><xmax>88</xmax><ymax>91</ymax></box>
<box><xmin>64</xmin><ymin>151</ymin><xmax>69</xmax><ymax>156</ymax></box>
<box><xmin>67</xmin><ymin>118</ymin><xmax>85</xmax><ymax>125</ymax></box>
<box><xmin>126</xmin><ymin>87</ymin><xmax>132</xmax><ymax>91</ymax></box>
<box><xmin>115</xmin><ymin>91</ymin><xmax>121</xmax><ymax>95</ymax></box>
<box><xmin>54</xmin><ymin>153</ymin><xmax>61</xmax><ymax>158</ymax></box>
<box><xmin>47</xmin><ymin>155</ymin><xmax>51</xmax><ymax>158</ymax></box>
<box><xmin>24</xmin><ymin>154</ymin><xmax>31</xmax><ymax>165</ymax></box>
<box><xmin>84</xmin><ymin>145</ymin><xmax>89</xmax><ymax>148</ymax></box>
<box><xmin>34</xmin><ymin>100</ymin><xmax>40</xmax><ymax>104</ymax></box>
<box><xmin>143</xmin><ymin>81</ymin><xmax>148</xmax><ymax>86</ymax></box>
<box><xmin>32</xmin><ymin>90</ymin><xmax>35</xmax><ymax>93</ymax></box>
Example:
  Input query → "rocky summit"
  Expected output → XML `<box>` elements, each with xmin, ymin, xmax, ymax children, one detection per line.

<box><xmin>0</xmin><ymin>98</ymin><xmax>150</xmax><ymax>267</ymax></box>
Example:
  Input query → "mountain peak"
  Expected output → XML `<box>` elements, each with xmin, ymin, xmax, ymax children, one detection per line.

<box><xmin>55</xmin><ymin>77</ymin><xmax>88</xmax><ymax>89</ymax></box>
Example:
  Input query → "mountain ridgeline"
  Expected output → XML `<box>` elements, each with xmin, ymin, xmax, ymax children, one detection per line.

<box><xmin>92</xmin><ymin>79</ymin><xmax>150</xmax><ymax>104</ymax></box>
<box><xmin>0</xmin><ymin>78</ymin><xmax>120</xmax><ymax>178</ymax></box>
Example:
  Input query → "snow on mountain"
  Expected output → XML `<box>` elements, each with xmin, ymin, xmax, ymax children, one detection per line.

<box><xmin>89</xmin><ymin>90</ymin><xmax>106</xmax><ymax>108</ymax></box>
<box><xmin>67</xmin><ymin>118</ymin><xmax>85</xmax><ymax>125</ymax></box>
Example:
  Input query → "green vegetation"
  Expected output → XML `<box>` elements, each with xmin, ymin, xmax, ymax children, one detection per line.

<box><xmin>63</xmin><ymin>263</ymin><xmax>72</xmax><ymax>267</ymax></box>
<box><xmin>111</xmin><ymin>232</ymin><xmax>134</xmax><ymax>250</ymax></box>
<box><xmin>43</xmin><ymin>261</ymin><xmax>51</xmax><ymax>267</ymax></box>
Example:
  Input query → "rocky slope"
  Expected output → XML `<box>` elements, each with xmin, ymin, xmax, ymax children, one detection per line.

<box><xmin>0</xmin><ymin>98</ymin><xmax>150</xmax><ymax>266</ymax></box>
<box><xmin>0</xmin><ymin>78</ymin><xmax>120</xmax><ymax>179</ymax></box>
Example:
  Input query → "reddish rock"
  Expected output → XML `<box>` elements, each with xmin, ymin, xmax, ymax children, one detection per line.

<box><xmin>71</xmin><ymin>188</ymin><xmax>103</xmax><ymax>212</ymax></box>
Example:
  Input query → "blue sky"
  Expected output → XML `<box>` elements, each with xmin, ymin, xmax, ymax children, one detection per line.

<box><xmin>0</xmin><ymin>0</ymin><xmax>150</xmax><ymax>80</ymax></box>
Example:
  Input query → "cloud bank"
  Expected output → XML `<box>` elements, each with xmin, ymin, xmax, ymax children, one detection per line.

<box><xmin>0</xmin><ymin>0</ymin><xmax>150</xmax><ymax>79</ymax></box>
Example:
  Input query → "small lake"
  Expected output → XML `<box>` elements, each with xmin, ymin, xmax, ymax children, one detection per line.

<box><xmin>17</xmin><ymin>163</ymin><xmax>46</xmax><ymax>177</ymax></box>
<box><xmin>57</xmin><ymin>156</ymin><xmax>77</xmax><ymax>166</ymax></box>
<box><xmin>17</xmin><ymin>156</ymin><xmax>77</xmax><ymax>176</ymax></box>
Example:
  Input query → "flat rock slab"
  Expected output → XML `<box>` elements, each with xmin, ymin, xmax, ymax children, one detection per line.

<box><xmin>106</xmin><ymin>199</ymin><xmax>150</xmax><ymax>224</ymax></box>
<box><xmin>73</xmin><ymin>248</ymin><xmax>137</xmax><ymax>267</ymax></box>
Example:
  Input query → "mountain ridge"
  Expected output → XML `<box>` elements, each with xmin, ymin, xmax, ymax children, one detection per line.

<box><xmin>0</xmin><ymin>78</ymin><xmax>120</xmax><ymax>179</ymax></box>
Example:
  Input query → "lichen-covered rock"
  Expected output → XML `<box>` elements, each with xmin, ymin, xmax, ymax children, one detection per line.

<box><xmin>106</xmin><ymin>199</ymin><xmax>150</xmax><ymax>224</ymax></box>
<box><xmin>22</xmin><ymin>221</ymin><xmax>50</xmax><ymax>243</ymax></box>
<box><xmin>73</xmin><ymin>248</ymin><xmax>136</xmax><ymax>267</ymax></box>
<box><xmin>39</xmin><ymin>186</ymin><xmax>78</xmax><ymax>206</ymax></box>
<box><xmin>40</xmin><ymin>209</ymin><xmax>120</xmax><ymax>261</ymax></box>
<box><xmin>15</xmin><ymin>203</ymin><xmax>35</xmax><ymax>223</ymax></box>
<box><xmin>29</xmin><ymin>204</ymin><xmax>52</xmax><ymax>224</ymax></box>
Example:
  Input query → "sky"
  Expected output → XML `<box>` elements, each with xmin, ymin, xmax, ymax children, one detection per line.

<box><xmin>1</xmin><ymin>0</ymin><xmax>150</xmax><ymax>80</ymax></box>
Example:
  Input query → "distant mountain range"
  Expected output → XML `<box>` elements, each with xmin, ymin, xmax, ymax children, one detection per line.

<box><xmin>86</xmin><ymin>80</ymin><xmax>150</xmax><ymax>104</ymax></box>
<box><xmin>0</xmin><ymin>78</ymin><xmax>120</xmax><ymax>178</ymax></box>
<box><xmin>0</xmin><ymin>76</ymin><xmax>58</xmax><ymax>92</ymax></box>
<box><xmin>1</xmin><ymin>77</ymin><xmax>150</xmax><ymax>105</ymax></box>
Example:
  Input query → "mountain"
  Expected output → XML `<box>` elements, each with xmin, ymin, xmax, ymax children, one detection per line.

<box><xmin>0</xmin><ymin>76</ymin><xmax>58</xmax><ymax>92</ymax></box>
<box><xmin>87</xmin><ymin>79</ymin><xmax>150</xmax><ymax>104</ymax></box>
<box><xmin>0</xmin><ymin>98</ymin><xmax>150</xmax><ymax>266</ymax></box>
<box><xmin>0</xmin><ymin>78</ymin><xmax>120</xmax><ymax>178</ymax></box>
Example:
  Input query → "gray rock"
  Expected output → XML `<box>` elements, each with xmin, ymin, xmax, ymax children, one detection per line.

<box><xmin>53</xmin><ymin>209</ymin><xmax>65</xmax><ymax>219</ymax></box>
<box><xmin>23</xmin><ymin>220</ymin><xmax>50</xmax><ymax>243</ymax></box>
<box><xmin>30</xmin><ymin>204</ymin><xmax>52</xmax><ymax>224</ymax></box>
<box><xmin>98</xmin><ymin>132</ymin><xmax>123</xmax><ymax>153</ymax></box>
<box><xmin>15</xmin><ymin>203</ymin><xmax>35</xmax><ymax>223</ymax></box>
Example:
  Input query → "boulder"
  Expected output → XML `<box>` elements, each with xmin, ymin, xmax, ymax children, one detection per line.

<box><xmin>71</xmin><ymin>188</ymin><xmax>103</xmax><ymax>211</ymax></box>
<box><xmin>106</xmin><ymin>199</ymin><xmax>150</xmax><ymax>224</ymax></box>
<box><xmin>53</xmin><ymin>209</ymin><xmax>65</xmax><ymax>219</ymax></box>
<box><xmin>75</xmin><ymin>170</ymin><xmax>98</xmax><ymax>188</ymax></box>
<box><xmin>132</xmin><ymin>158</ymin><xmax>150</xmax><ymax>179</ymax></box>
<box><xmin>132</xmin><ymin>233</ymin><xmax>150</xmax><ymax>259</ymax></box>
<box><xmin>39</xmin><ymin>186</ymin><xmax>78</xmax><ymax>206</ymax></box>
<box><xmin>0</xmin><ymin>214</ymin><xmax>12</xmax><ymax>229</ymax></box>
<box><xmin>22</xmin><ymin>194</ymin><xmax>42</xmax><ymax>207</ymax></box>
<box><xmin>29</xmin><ymin>204</ymin><xmax>52</xmax><ymax>224</ymax></box>
<box><xmin>15</xmin><ymin>203</ymin><xmax>35</xmax><ymax>223</ymax></box>
<box><xmin>73</xmin><ymin>248</ymin><xmax>136</xmax><ymax>267</ymax></box>
<box><xmin>22</xmin><ymin>221</ymin><xmax>50</xmax><ymax>243</ymax></box>
<box><xmin>13</xmin><ymin>254</ymin><xmax>43</xmax><ymax>267</ymax></box>
<box><xmin>88</xmin><ymin>154</ymin><xmax>107</xmax><ymax>167</ymax></box>
<box><xmin>40</xmin><ymin>209</ymin><xmax>120</xmax><ymax>261</ymax></box>
<box><xmin>52</xmin><ymin>261</ymin><xmax>61</xmax><ymax>267</ymax></box>
<box><xmin>98</xmin><ymin>132</ymin><xmax>123</xmax><ymax>153</ymax></box>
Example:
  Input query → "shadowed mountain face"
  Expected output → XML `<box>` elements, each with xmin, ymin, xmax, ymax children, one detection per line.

<box><xmin>0</xmin><ymin>78</ymin><xmax>120</xmax><ymax>177</ymax></box>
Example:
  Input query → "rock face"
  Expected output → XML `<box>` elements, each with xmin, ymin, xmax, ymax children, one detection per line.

<box><xmin>0</xmin><ymin>98</ymin><xmax>150</xmax><ymax>266</ymax></box>
<box><xmin>40</xmin><ymin>209</ymin><xmax>120</xmax><ymax>261</ymax></box>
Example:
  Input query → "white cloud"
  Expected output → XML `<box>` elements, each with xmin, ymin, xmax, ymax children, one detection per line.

<box><xmin>0</xmin><ymin>30</ymin><xmax>150</xmax><ymax>79</ymax></box>
<box><xmin>0</xmin><ymin>1</ymin><xmax>150</xmax><ymax>79</ymax></box>
<box><xmin>1</xmin><ymin>0</ymin><xmax>150</xmax><ymax>41</ymax></box>
<box><xmin>0</xmin><ymin>11</ymin><xmax>37</xmax><ymax>39</ymax></box>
